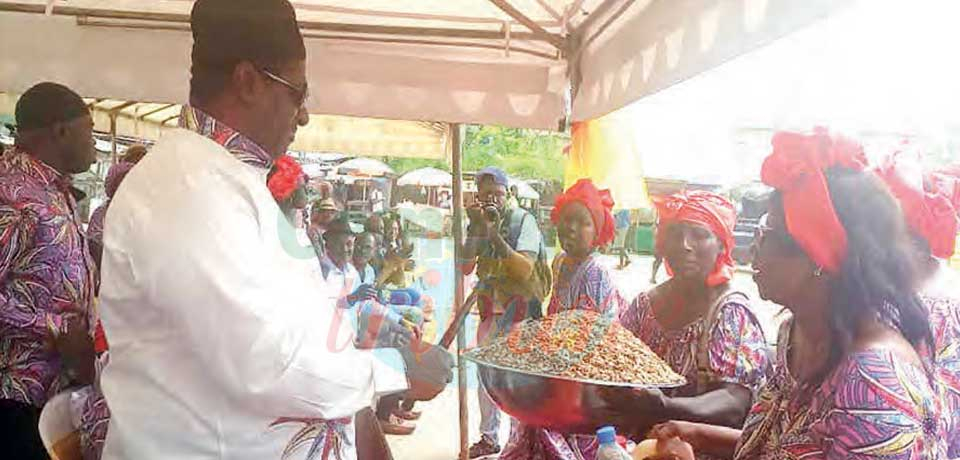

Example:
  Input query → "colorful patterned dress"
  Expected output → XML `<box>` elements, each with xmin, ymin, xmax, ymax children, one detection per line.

<box><xmin>618</xmin><ymin>289</ymin><xmax>770</xmax><ymax>396</ymax></box>
<box><xmin>923</xmin><ymin>293</ymin><xmax>960</xmax><ymax>458</ymax></box>
<box><xmin>734</xmin><ymin>318</ymin><xmax>949</xmax><ymax>460</ymax></box>
<box><xmin>499</xmin><ymin>252</ymin><xmax>628</xmax><ymax>460</ymax></box>
<box><xmin>618</xmin><ymin>289</ymin><xmax>769</xmax><ymax>460</ymax></box>
<box><xmin>87</xmin><ymin>161</ymin><xmax>136</xmax><ymax>246</ymax></box>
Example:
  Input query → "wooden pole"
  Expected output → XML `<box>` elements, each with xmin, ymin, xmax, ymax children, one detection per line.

<box><xmin>450</xmin><ymin>123</ymin><xmax>469</xmax><ymax>460</ymax></box>
<box><xmin>109</xmin><ymin>113</ymin><xmax>118</xmax><ymax>162</ymax></box>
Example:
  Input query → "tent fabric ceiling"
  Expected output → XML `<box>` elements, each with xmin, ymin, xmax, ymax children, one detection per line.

<box><xmin>0</xmin><ymin>0</ymin><xmax>851</xmax><ymax>129</ymax></box>
<box><xmin>3</xmin><ymin>0</ymin><xmax>588</xmax><ymax>29</ymax></box>
<box><xmin>571</xmin><ymin>0</ymin><xmax>854</xmax><ymax>121</ymax></box>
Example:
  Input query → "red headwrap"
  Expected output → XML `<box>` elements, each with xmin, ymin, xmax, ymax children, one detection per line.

<box><xmin>267</xmin><ymin>155</ymin><xmax>304</xmax><ymax>202</ymax></box>
<box><xmin>551</xmin><ymin>178</ymin><xmax>616</xmax><ymax>247</ymax></box>
<box><xmin>655</xmin><ymin>191</ymin><xmax>737</xmax><ymax>286</ymax></box>
<box><xmin>760</xmin><ymin>128</ymin><xmax>868</xmax><ymax>274</ymax></box>
<box><xmin>876</xmin><ymin>150</ymin><xmax>960</xmax><ymax>259</ymax></box>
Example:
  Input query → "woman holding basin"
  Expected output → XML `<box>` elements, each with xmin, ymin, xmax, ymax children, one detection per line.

<box><xmin>600</xmin><ymin>190</ymin><xmax>771</xmax><ymax>460</ymax></box>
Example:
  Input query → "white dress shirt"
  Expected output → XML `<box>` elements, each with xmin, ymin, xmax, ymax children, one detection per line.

<box><xmin>98</xmin><ymin>129</ymin><xmax>407</xmax><ymax>460</ymax></box>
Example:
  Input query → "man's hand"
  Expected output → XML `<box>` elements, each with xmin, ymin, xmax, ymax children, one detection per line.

<box><xmin>393</xmin><ymin>331</ymin><xmax>412</xmax><ymax>348</ymax></box>
<box><xmin>466</xmin><ymin>203</ymin><xmax>492</xmax><ymax>238</ymax></box>
<box><xmin>51</xmin><ymin>316</ymin><xmax>95</xmax><ymax>385</ymax></box>
<box><xmin>400</xmin><ymin>319</ymin><xmax>423</xmax><ymax>341</ymax></box>
<box><xmin>391</xmin><ymin>320</ymin><xmax>422</xmax><ymax>348</ymax></box>
<box><xmin>482</xmin><ymin>213</ymin><xmax>500</xmax><ymax>241</ymax></box>
<box><xmin>399</xmin><ymin>343</ymin><xmax>454</xmax><ymax>401</ymax></box>
<box><xmin>466</xmin><ymin>202</ymin><xmax>484</xmax><ymax>222</ymax></box>
<box><xmin>349</xmin><ymin>284</ymin><xmax>379</xmax><ymax>304</ymax></box>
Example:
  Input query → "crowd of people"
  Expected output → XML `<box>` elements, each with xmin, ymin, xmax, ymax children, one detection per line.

<box><xmin>454</xmin><ymin>128</ymin><xmax>960</xmax><ymax>460</ymax></box>
<box><xmin>2</xmin><ymin>1</ymin><xmax>960</xmax><ymax>460</ymax></box>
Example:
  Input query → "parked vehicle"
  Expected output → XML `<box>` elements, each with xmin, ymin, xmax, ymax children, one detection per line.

<box><xmin>732</xmin><ymin>186</ymin><xmax>771</xmax><ymax>265</ymax></box>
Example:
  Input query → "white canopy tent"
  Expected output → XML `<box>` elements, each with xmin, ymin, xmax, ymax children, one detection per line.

<box><xmin>0</xmin><ymin>93</ymin><xmax>448</xmax><ymax>159</ymax></box>
<box><xmin>336</xmin><ymin>157</ymin><xmax>395</xmax><ymax>176</ymax></box>
<box><xmin>0</xmin><ymin>0</ymin><xmax>851</xmax><ymax>129</ymax></box>
<box><xmin>398</xmin><ymin>167</ymin><xmax>453</xmax><ymax>187</ymax></box>
<box><xmin>509</xmin><ymin>177</ymin><xmax>540</xmax><ymax>200</ymax></box>
<box><xmin>0</xmin><ymin>2</ymin><xmax>856</xmax><ymax>457</ymax></box>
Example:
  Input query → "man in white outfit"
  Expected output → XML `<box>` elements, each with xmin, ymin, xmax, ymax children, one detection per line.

<box><xmin>96</xmin><ymin>1</ymin><xmax>453</xmax><ymax>459</ymax></box>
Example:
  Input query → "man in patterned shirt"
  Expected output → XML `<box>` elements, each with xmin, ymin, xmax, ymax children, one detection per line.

<box><xmin>0</xmin><ymin>82</ymin><xmax>98</xmax><ymax>459</ymax></box>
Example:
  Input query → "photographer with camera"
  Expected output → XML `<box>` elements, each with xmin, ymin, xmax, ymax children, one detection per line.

<box><xmin>459</xmin><ymin>167</ymin><xmax>551</xmax><ymax>458</ymax></box>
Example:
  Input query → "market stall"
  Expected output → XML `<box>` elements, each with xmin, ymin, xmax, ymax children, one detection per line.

<box><xmin>398</xmin><ymin>167</ymin><xmax>453</xmax><ymax>189</ymax></box>
<box><xmin>331</xmin><ymin>157</ymin><xmax>395</xmax><ymax>215</ymax></box>
<box><xmin>397</xmin><ymin>167</ymin><xmax>453</xmax><ymax>208</ymax></box>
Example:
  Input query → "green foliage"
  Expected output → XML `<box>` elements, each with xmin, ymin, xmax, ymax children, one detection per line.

<box><xmin>383</xmin><ymin>157</ymin><xmax>446</xmax><ymax>174</ymax></box>
<box><xmin>463</xmin><ymin>125</ymin><xmax>567</xmax><ymax>179</ymax></box>
<box><xmin>383</xmin><ymin>125</ymin><xmax>568</xmax><ymax>180</ymax></box>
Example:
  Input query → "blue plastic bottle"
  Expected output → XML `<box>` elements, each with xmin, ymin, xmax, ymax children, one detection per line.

<box><xmin>596</xmin><ymin>426</ymin><xmax>632</xmax><ymax>460</ymax></box>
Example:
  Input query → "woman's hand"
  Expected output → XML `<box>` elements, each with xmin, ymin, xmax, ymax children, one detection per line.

<box><xmin>594</xmin><ymin>387</ymin><xmax>668</xmax><ymax>435</ymax></box>
<box><xmin>642</xmin><ymin>437</ymin><xmax>696</xmax><ymax>460</ymax></box>
<box><xmin>648</xmin><ymin>421</ymin><xmax>702</xmax><ymax>448</ymax></box>
<box><xmin>648</xmin><ymin>420</ymin><xmax>743</xmax><ymax>459</ymax></box>
<box><xmin>617</xmin><ymin>386</ymin><xmax>666</xmax><ymax>407</ymax></box>
<box><xmin>599</xmin><ymin>386</ymin><xmax>667</xmax><ymax>414</ymax></box>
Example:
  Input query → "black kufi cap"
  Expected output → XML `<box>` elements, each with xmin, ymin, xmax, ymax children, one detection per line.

<box><xmin>15</xmin><ymin>82</ymin><xmax>88</xmax><ymax>131</ymax></box>
<box><xmin>190</xmin><ymin>0</ymin><xmax>306</xmax><ymax>73</ymax></box>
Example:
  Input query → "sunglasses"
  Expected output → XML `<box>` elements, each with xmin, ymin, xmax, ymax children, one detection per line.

<box><xmin>260</xmin><ymin>68</ymin><xmax>309</xmax><ymax>108</ymax></box>
<box><xmin>755</xmin><ymin>214</ymin><xmax>800</xmax><ymax>253</ymax></box>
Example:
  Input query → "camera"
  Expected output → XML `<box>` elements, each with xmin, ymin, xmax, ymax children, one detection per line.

<box><xmin>479</xmin><ymin>202</ymin><xmax>500</xmax><ymax>222</ymax></box>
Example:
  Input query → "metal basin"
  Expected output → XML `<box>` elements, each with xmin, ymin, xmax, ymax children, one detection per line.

<box><xmin>463</xmin><ymin>351</ymin><xmax>684</xmax><ymax>434</ymax></box>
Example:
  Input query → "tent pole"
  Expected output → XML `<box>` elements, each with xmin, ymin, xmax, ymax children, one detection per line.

<box><xmin>110</xmin><ymin>113</ymin><xmax>118</xmax><ymax>162</ymax></box>
<box><xmin>450</xmin><ymin>123</ymin><xmax>469</xmax><ymax>460</ymax></box>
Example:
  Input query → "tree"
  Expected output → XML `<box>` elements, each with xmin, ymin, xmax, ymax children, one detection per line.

<box><xmin>384</xmin><ymin>125</ymin><xmax>568</xmax><ymax>181</ymax></box>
